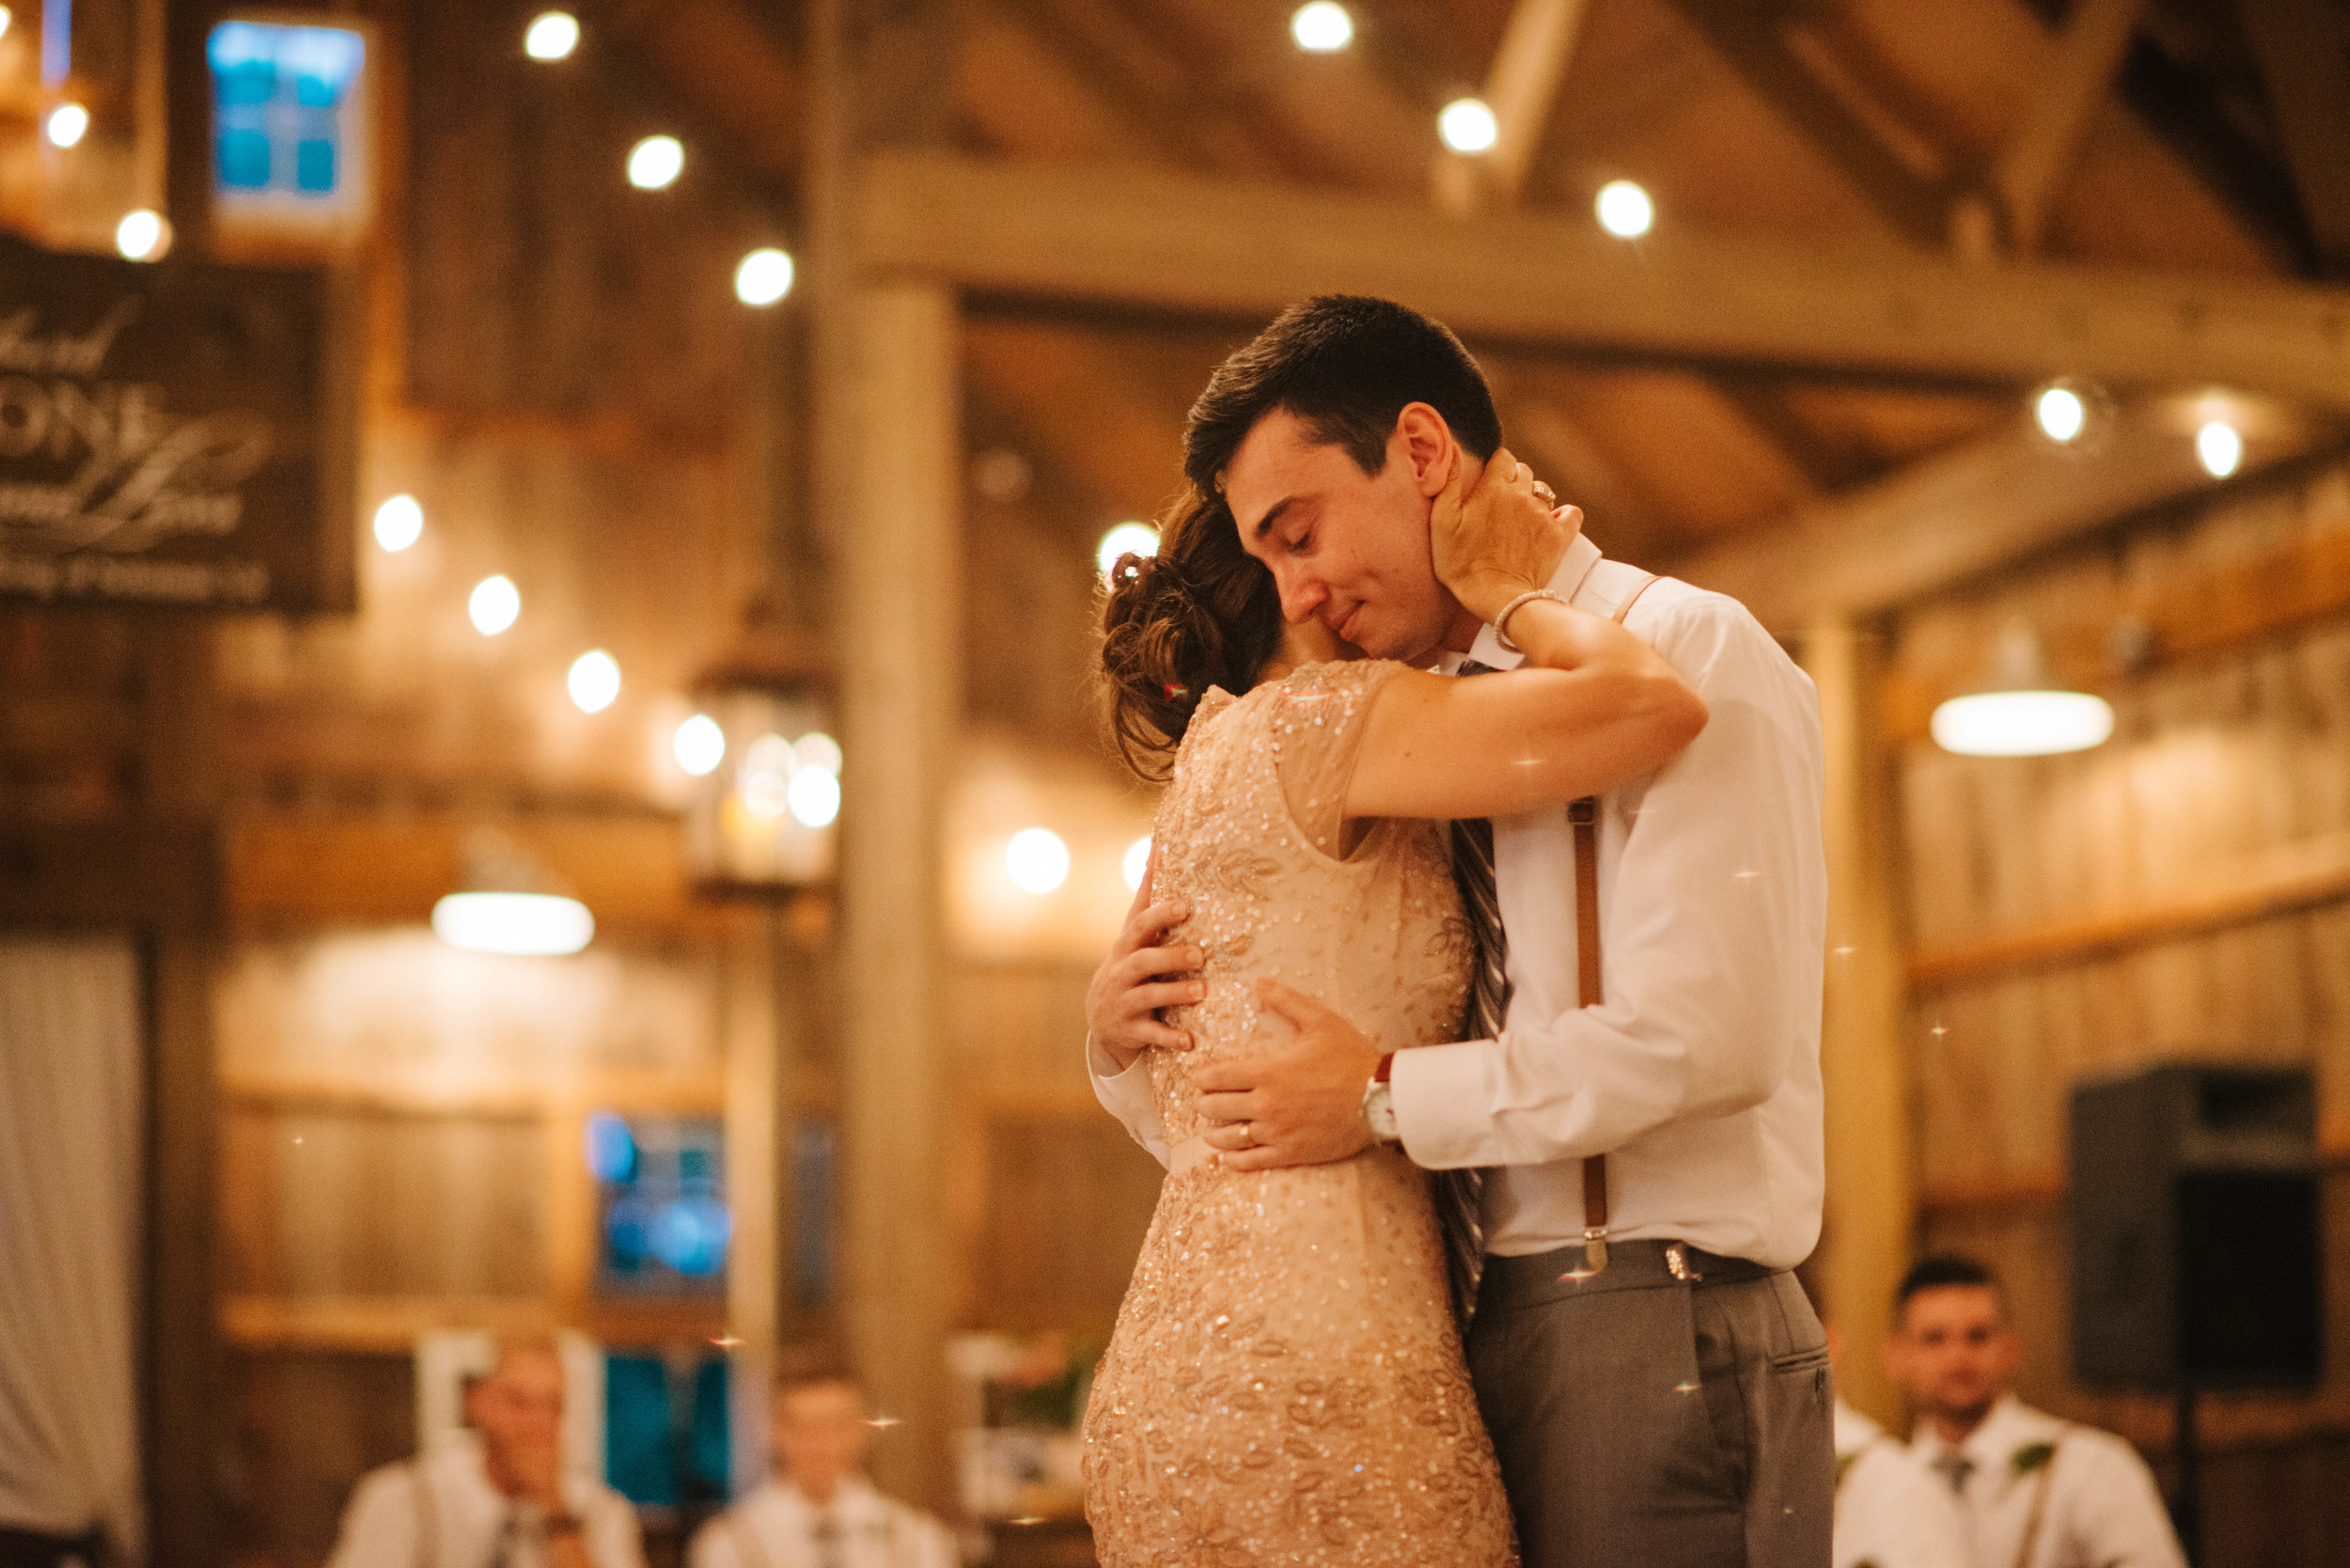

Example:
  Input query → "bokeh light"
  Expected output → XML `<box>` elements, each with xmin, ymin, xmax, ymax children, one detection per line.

<box><xmin>1438</xmin><ymin>98</ymin><xmax>1497</xmax><ymax>155</ymax></box>
<box><xmin>2035</xmin><ymin>386</ymin><xmax>2085</xmax><ymax>443</ymax></box>
<box><xmin>115</xmin><ymin>210</ymin><xmax>170</xmax><ymax>261</ymax></box>
<box><xmin>468</xmin><ymin>574</ymin><xmax>520</xmax><ymax>635</ymax></box>
<box><xmin>372</xmin><ymin>494</ymin><xmax>424</xmax><ymax>552</ymax></box>
<box><xmin>1595</xmin><ymin>180</ymin><xmax>1653</xmax><ymax>238</ymax></box>
<box><xmin>787</xmin><ymin>767</ymin><xmax>840</xmax><ymax>829</ymax></box>
<box><xmin>627</xmin><ymin>134</ymin><xmax>683</xmax><ymax>190</ymax></box>
<box><xmin>431</xmin><ymin>891</ymin><xmax>594</xmax><ymax>954</ymax></box>
<box><xmin>1096</xmin><ymin>521</ymin><xmax>1160</xmax><ymax>579</ymax></box>
<box><xmin>2196</xmin><ymin>419</ymin><xmax>2242</xmax><ymax>478</ymax></box>
<box><xmin>1123</xmin><ymin>836</ymin><xmax>1152</xmax><ymax>892</ymax></box>
<box><xmin>673</xmin><ymin>713</ymin><xmax>726</xmax><ymax>776</ymax></box>
<box><xmin>44</xmin><ymin>102</ymin><xmax>88</xmax><ymax>149</ymax></box>
<box><xmin>1006</xmin><ymin>827</ymin><xmax>1070</xmax><ymax>895</ymax></box>
<box><xmin>525</xmin><ymin>11</ymin><xmax>579</xmax><ymax>60</ymax></box>
<box><xmin>568</xmin><ymin>651</ymin><xmax>621</xmax><ymax>713</ymax></box>
<box><xmin>1291</xmin><ymin>2</ymin><xmax>1353</xmax><ymax>51</ymax></box>
<box><xmin>735</xmin><ymin>247</ymin><xmax>794</xmax><ymax>306</ymax></box>
<box><xmin>584</xmin><ymin>1112</ymin><xmax>637</xmax><ymax>1183</ymax></box>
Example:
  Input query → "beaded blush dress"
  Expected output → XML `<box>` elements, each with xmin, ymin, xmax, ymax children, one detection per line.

<box><xmin>1081</xmin><ymin>660</ymin><xmax>1518</xmax><ymax>1568</ymax></box>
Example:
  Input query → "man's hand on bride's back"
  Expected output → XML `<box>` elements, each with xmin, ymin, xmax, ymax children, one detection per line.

<box><xmin>1193</xmin><ymin>980</ymin><xmax>1384</xmax><ymax>1170</ymax></box>
<box><xmin>1087</xmin><ymin>893</ymin><xmax>1205</xmax><ymax>1071</ymax></box>
<box><xmin>1431</xmin><ymin>444</ymin><xmax>1584</xmax><ymax>628</ymax></box>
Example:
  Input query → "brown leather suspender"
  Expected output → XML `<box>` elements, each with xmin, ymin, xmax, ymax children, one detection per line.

<box><xmin>1572</xmin><ymin>571</ymin><xmax>1660</xmax><ymax>1275</ymax></box>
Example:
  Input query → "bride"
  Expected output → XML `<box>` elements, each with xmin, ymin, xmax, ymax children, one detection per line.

<box><xmin>1078</xmin><ymin>451</ymin><xmax>1707</xmax><ymax>1567</ymax></box>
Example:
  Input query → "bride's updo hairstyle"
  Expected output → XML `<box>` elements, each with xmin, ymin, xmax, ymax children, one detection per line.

<box><xmin>1100</xmin><ymin>484</ymin><xmax>1281</xmax><ymax>781</ymax></box>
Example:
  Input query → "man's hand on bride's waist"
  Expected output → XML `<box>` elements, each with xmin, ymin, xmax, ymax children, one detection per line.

<box><xmin>1086</xmin><ymin>893</ymin><xmax>1205</xmax><ymax>1071</ymax></box>
<box><xmin>1193</xmin><ymin>980</ymin><xmax>1385</xmax><ymax>1170</ymax></box>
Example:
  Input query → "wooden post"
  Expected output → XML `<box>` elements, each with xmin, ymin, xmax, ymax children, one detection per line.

<box><xmin>1803</xmin><ymin>611</ymin><xmax>1916</xmax><ymax>1425</ymax></box>
<box><xmin>723</xmin><ymin>914</ymin><xmax>785</xmax><ymax>1489</ymax></box>
<box><xmin>834</xmin><ymin>281</ymin><xmax>961</xmax><ymax>1511</ymax></box>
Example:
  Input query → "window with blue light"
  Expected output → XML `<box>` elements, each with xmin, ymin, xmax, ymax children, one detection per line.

<box><xmin>207</xmin><ymin>20</ymin><xmax>366</xmax><ymax>203</ymax></box>
<box><xmin>588</xmin><ymin>1112</ymin><xmax>730</xmax><ymax>1297</ymax></box>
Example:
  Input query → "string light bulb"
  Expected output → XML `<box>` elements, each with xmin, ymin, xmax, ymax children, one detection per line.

<box><xmin>567</xmin><ymin>651</ymin><xmax>620</xmax><ymax>713</ymax></box>
<box><xmin>734</xmin><ymin>247</ymin><xmax>794</xmax><ymax>306</ymax></box>
<box><xmin>115</xmin><ymin>210</ymin><xmax>170</xmax><ymax>261</ymax></box>
<box><xmin>1096</xmin><ymin>521</ymin><xmax>1160</xmax><ymax>579</ymax></box>
<box><xmin>2195</xmin><ymin>419</ymin><xmax>2242</xmax><ymax>478</ymax></box>
<box><xmin>469</xmin><ymin>574</ymin><xmax>521</xmax><ymax>635</ymax></box>
<box><xmin>2035</xmin><ymin>385</ymin><xmax>2086</xmax><ymax>443</ymax></box>
<box><xmin>1595</xmin><ymin>180</ymin><xmax>1653</xmax><ymax>238</ymax></box>
<box><xmin>1438</xmin><ymin>98</ymin><xmax>1498</xmax><ymax>155</ymax></box>
<box><xmin>0</xmin><ymin>10</ymin><xmax>13</xmax><ymax>41</ymax></box>
<box><xmin>674</xmin><ymin>713</ymin><xmax>726</xmax><ymax>776</ymax></box>
<box><xmin>1291</xmin><ymin>2</ymin><xmax>1353</xmax><ymax>51</ymax></box>
<box><xmin>44</xmin><ymin>102</ymin><xmax>89</xmax><ymax>149</ymax></box>
<box><xmin>1006</xmin><ymin>828</ymin><xmax>1070</xmax><ymax>895</ymax></box>
<box><xmin>627</xmin><ymin>135</ymin><xmax>683</xmax><ymax>190</ymax></box>
<box><xmin>524</xmin><ymin>11</ymin><xmax>579</xmax><ymax>60</ymax></box>
<box><xmin>372</xmin><ymin>494</ymin><xmax>424</xmax><ymax>552</ymax></box>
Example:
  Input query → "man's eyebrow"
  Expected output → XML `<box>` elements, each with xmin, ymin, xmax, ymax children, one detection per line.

<box><xmin>1249</xmin><ymin>496</ymin><xmax>1296</xmax><ymax>541</ymax></box>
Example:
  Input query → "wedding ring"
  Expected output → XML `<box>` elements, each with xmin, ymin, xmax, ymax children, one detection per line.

<box><xmin>1239</xmin><ymin>1121</ymin><xmax>1256</xmax><ymax>1148</ymax></box>
<box><xmin>1531</xmin><ymin>479</ymin><xmax>1557</xmax><ymax>507</ymax></box>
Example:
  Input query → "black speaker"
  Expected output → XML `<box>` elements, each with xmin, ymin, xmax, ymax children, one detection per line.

<box><xmin>2070</xmin><ymin>1062</ymin><xmax>2322</xmax><ymax>1391</ymax></box>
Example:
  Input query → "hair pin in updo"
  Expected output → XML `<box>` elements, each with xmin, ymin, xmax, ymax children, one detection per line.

<box><xmin>1163</xmin><ymin>682</ymin><xmax>1192</xmax><ymax>703</ymax></box>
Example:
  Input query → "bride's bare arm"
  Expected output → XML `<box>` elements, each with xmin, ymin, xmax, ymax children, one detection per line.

<box><xmin>1342</xmin><ymin>446</ymin><xmax>1705</xmax><ymax>820</ymax></box>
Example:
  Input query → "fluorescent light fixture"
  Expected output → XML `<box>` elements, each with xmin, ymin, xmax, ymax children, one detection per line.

<box><xmin>1438</xmin><ymin>98</ymin><xmax>1497</xmax><ymax>155</ymax></box>
<box><xmin>525</xmin><ymin>11</ymin><xmax>578</xmax><ymax>60</ymax></box>
<box><xmin>431</xmin><ymin>891</ymin><xmax>595</xmax><ymax>955</ymax></box>
<box><xmin>1291</xmin><ymin>2</ymin><xmax>1353</xmax><ymax>51</ymax></box>
<box><xmin>1006</xmin><ymin>827</ymin><xmax>1070</xmax><ymax>894</ymax></box>
<box><xmin>1594</xmin><ymin>180</ymin><xmax>1653</xmax><ymax>238</ymax></box>
<box><xmin>1930</xmin><ymin>691</ymin><xmax>2114</xmax><ymax>757</ymax></box>
<box><xmin>1096</xmin><ymin>521</ymin><xmax>1160</xmax><ymax>579</ymax></box>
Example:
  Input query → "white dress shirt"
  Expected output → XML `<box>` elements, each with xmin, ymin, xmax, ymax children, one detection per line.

<box><xmin>1834</xmin><ymin>1401</ymin><xmax>1969</xmax><ymax>1568</ymax></box>
<box><xmin>686</xmin><ymin>1477</ymin><xmax>958</xmax><ymax>1568</ymax></box>
<box><xmin>1909</xmin><ymin>1397</ymin><xmax>2185</xmax><ymax>1568</ymax></box>
<box><xmin>1092</xmin><ymin>537</ymin><xmax>1827</xmax><ymax>1265</ymax></box>
<box><xmin>324</xmin><ymin>1444</ymin><xmax>644</xmax><ymax>1568</ymax></box>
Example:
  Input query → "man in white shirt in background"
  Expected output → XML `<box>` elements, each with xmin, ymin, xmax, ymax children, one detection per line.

<box><xmin>1889</xmin><ymin>1256</ymin><xmax>2185</xmax><ymax>1568</ymax></box>
<box><xmin>688</xmin><ymin>1355</ymin><xmax>957</xmax><ymax>1568</ymax></box>
<box><xmin>1087</xmin><ymin>295</ymin><xmax>1831</xmax><ymax>1566</ymax></box>
<box><xmin>326</xmin><ymin>1336</ymin><xmax>643</xmax><ymax>1568</ymax></box>
<box><xmin>1811</xmin><ymin>1299</ymin><xmax>1967</xmax><ymax>1568</ymax></box>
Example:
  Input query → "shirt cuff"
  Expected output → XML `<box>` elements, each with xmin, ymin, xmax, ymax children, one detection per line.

<box><xmin>1389</xmin><ymin>1039</ymin><xmax>1498</xmax><ymax>1169</ymax></box>
<box><xmin>1088</xmin><ymin>1033</ymin><xmax>1169</xmax><ymax>1167</ymax></box>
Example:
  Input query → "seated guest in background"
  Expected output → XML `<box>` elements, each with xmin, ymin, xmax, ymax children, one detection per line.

<box><xmin>1888</xmin><ymin>1256</ymin><xmax>2185</xmax><ymax>1568</ymax></box>
<box><xmin>1816</xmin><ymin>1303</ymin><xmax>1966</xmax><ymax>1568</ymax></box>
<box><xmin>688</xmin><ymin>1354</ymin><xmax>958</xmax><ymax>1568</ymax></box>
<box><xmin>327</xmin><ymin>1335</ymin><xmax>644</xmax><ymax>1568</ymax></box>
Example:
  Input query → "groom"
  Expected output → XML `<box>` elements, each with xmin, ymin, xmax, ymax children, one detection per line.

<box><xmin>1086</xmin><ymin>295</ymin><xmax>1832</xmax><ymax>1567</ymax></box>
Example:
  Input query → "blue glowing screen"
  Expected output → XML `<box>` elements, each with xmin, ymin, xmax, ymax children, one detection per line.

<box><xmin>591</xmin><ymin>1114</ymin><xmax>729</xmax><ymax>1295</ymax></box>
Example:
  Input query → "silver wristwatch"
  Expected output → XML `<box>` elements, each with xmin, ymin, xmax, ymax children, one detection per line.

<box><xmin>1361</xmin><ymin>1058</ymin><xmax>1401</xmax><ymax>1143</ymax></box>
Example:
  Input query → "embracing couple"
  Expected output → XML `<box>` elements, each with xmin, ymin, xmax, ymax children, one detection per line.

<box><xmin>1077</xmin><ymin>296</ymin><xmax>1834</xmax><ymax>1568</ymax></box>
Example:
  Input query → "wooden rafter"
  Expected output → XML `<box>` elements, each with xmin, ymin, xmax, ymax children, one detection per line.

<box><xmin>1992</xmin><ymin>0</ymin><xmax>2151</xmax><ymax>255</ymax></box>
<box><xmin>2235</xmin><ymin>0</ymin><xmax>2350</xmax><ymax>274</ymax></box>
<box><xmin>854</xmin><ymin>149</ymin><xmax>2350</xmax><ymax>408</ymax></box>
<box><xmin>1433</xmin><ymin>0</ymin><xmax>1593</xmax><ymax>214</ymax></box>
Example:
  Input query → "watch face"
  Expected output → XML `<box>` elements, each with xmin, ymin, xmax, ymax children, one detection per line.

<box><xmin>1364</xmin><ymin>1082</ymin><xmax>1400</xmax><ymax>1141</ymax></box>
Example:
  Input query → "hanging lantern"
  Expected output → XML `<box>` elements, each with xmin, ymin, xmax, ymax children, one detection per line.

<box><xmin>680</xmin><ymin>668</ymin><xmax>838</xmax><ymax>898</ymax></box>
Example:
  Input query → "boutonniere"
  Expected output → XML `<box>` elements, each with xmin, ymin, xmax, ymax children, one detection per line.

<box><xmin>2011</xmin><ymin>1441</ymin><xmax>2056</xmax><ymax>1477</ymax></box>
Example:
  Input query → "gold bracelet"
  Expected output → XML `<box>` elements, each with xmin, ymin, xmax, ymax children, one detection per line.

<box><xmin>1492</xmin><ymin>588</ymin><xmax>1566</xmax><ymax>653</ymax></box>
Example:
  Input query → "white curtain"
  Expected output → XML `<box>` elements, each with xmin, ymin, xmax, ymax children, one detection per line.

<box><xmin>0</xmin><ymin>937</ymin><xmax>146</xmax><ymax>1562</ymax></box>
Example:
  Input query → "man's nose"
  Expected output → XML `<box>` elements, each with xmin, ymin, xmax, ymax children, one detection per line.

<box><xmin>1275</xmin><ymin>569</ymin><xmax>1327</xmax><ymax>624</ymax></box>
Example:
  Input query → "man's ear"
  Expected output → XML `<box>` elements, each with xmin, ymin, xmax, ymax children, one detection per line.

<box><xmin>1394</xmin><ymin>402</ymin><xmax>1457</xmax><ymax>497</ymax></box>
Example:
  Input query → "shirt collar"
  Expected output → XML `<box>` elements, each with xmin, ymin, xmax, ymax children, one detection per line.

<box><xmin>781</xmin><ymin>1475</ymin><xmax>882</xmax><ymax>1520</ymax></box>
<box><xmin>1447</xmin><ymin>533</ymin><xmax>1606</xmax><ymax>673</ymax></box>
<box><xmin>1913</xmin><ymin>1394</ymin><xmax>2039</xmax><ymax>1469</ymax></box>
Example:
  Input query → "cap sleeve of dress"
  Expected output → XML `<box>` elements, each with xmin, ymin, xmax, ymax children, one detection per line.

<box><xmin>1264</xmin><ymin>659</ymin><xmax>1409</xmax><ymax>858</ymax></box>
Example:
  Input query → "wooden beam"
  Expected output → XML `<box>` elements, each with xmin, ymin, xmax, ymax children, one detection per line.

<box><xmin>1665</xmin><ymin>0</ymin><xmax>1949</xmax><ymax>244</ymax></box>
<box><xmin>1993</xmin><ymin>0</ymin><xmax>2152</xmax><ymax>254</ymax></box>
<box><xmin>1908</xmin><ymin>826</ymin><xmax>2350</xmax><ymax>989</ymax></box>
<box><xmin>1434</xmin><ymin>0</ymin><xmax>1592</xmax><ymax>214</ymax></box>
<box><xmin>1802</xmin><ymin>614</ymin><xmax>1916</xmax><ymax>1428</ymax></box>
<box><xmin>2235</xmin><ymin>0</ymin><xmax>2350</xmax><ymax>274</ymax></box>
<box><xmin>1666</xmin><ymin>412</ymin><xmax>2319</xmax><ymax>631</ymax></box>
<box><xmin>218</xmin><ymin>1294</ymin><xmax>724</xmax><ymax>1354</ymax></box>
<box><xmin>853</xmin><ymin>149</ymin><xmax>2350</xmax><ymax>409</ymax></box>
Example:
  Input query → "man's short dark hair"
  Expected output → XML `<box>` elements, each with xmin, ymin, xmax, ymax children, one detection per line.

<box><xmin>1183</xmin><ymin>295</ymin><xmax>1503</xmax><ymax>496</ymax></box>
<box><xmin>773</xmin><ymin>1341</ymin><xmax>859</xmax><ymax>1400</ymax></box>
<box><xmin>1895</xmin><ymin>1254</ymin><xmax>2002</xmax><ymax>1319</ymax></box>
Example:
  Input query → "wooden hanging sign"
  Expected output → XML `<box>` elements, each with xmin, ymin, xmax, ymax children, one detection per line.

<box><xmin>0</xmin><ymin>233</ymin><xmax>355</xmax><ymax>612</ymax></box>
